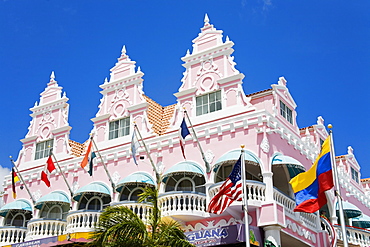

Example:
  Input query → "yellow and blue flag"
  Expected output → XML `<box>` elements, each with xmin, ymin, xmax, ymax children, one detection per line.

<box><xmin>289</xmin><ymin>136</ymin><xmax>334</xmax><ymax>213</ymax></box>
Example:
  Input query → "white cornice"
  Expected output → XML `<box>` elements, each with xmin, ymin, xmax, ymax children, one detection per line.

<box><xmin>51</xmin><ymin>126</ymin><xmax>72</xmax><ymax>135</ymax></box>
<box><xmin>174</xmin><ymin>88</ymin><xmax>197</xmax><ymax>99</ymax></box>
<box><xmin>181</xmin><ymin>42</ymin><xmax>234</xmax><ymax>65</ymax></box>
<box><xmin>217</xmin><ymin>74</ymin><xmax>245</xmax><ymax>85</ymax></box>
<box><xmin>127</xmin><ymin>102</ymin><xmax>148</xmax><ymax>112</ymax></box>
<box><xmin>91</xmin><ymin>113</ymin><xmax>110</xmax><ymax>123</ymax></box>
<box><xmin>30</xmin><ymin>98</ymin><xmax>68</xmax><ymax>114</ymax></box>
<box><xmin>100</xmin><ymin>72</ymin><xmax>144</xmax><ymax>91</ymax></box>
<box><xmin>20</xmin><ymin>135</ymin><xmax>38</xmax><ymax>144</ymax></box>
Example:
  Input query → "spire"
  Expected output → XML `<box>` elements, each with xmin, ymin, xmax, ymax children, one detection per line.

<box><xmin>48</xmin><ymin>71</ymin><xmax>58</xmax><ymax>86</ymax></box>
<box><xmin>121</xmin><ymin>45</ymin><xmax>126</xmax><ymax>55</ymax></box>
<box><xmin>204</xmin><ymin>13</ymin><xmax>210</xmax><ymax>25</ymax></box>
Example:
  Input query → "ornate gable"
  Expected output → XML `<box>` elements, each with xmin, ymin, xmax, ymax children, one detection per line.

<box><xmin>92</xmin><ymin>46</ymin><xmax>151</xmax><ymax>143</ymax></box>
<box><xmin>173</xmin><ymin>15</ymin><xmax>249</xmax><ymax>126</ymax></box>
<box><xmin>20</xmin><ymin>72</ymin><xmax>72</xmax><ymax>165</ymax></box>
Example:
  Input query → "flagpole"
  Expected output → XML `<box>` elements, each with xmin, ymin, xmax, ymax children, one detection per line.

<box><xmin>50</xmin><ymin>151</ymin><xmax>74</xmax><ymax>197</ymax></box>
<box><xmin>10</xmin><ymin>157</ymin><xmax>36</xmax><ymax>204</ymax></box>
<box><xmin>328</xmin><ymin>124</ymin><xmax>348</xmax><ymax>247</ymax></box>
<box><xmin>91</xmin><ymin>137</ymin><xmax>115</xmax><ymax>190</ymax></box>
<box><xmin>133</xmin><ymin>124</ymin><xmax>161</xmax><ymax>184</ymax></box>
<box><xmin>240</xmin><ymin>145</ymin><xmax>250</xmax><ymax>247</ymax></box>
<box><xmin>184</xmin><ymin>110</ymin><xmax>210</xmax><ymax>173</ymax></box>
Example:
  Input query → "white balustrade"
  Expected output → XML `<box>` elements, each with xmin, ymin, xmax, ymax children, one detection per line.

<box><xmin>112</xmin><ymin>202</ymin><xmax>152</xmax><ymax>223</ymax></box>
<box><xmin>0</xmin><ymin>226</ymin><xmax>27</xmax><ymax>245</ymax></box>
<box><xmin>209</xmin><ymin>180</ymin><xmax>266</xmax><ymax>205</ymax></box>
<box><xmin>26</xmin><ymin>219</ymin><xmax>66</xmax><ymax>239</ymax></box>
<box><xmin>334</xmin><ymin>225</ymin><xmax>370</xmax><ymax>246</ymax></box>
<box><xmin>66</xmin><ymin>210</ymin><xmax>101</xmax><ymax>233</ymax></box>
<box><xmin>158</xmin><ymin>192</ymin><xmax>207</xmax><ymax>217</ymax></box>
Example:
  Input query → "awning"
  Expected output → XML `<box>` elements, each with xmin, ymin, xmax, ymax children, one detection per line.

<box><xmin>213</xmin><ymin>149</ymin><xmax>260</xmax><ymax>172</ymax></box>
<box><xmin>116</xmin><ymin>172</ymin><xmax>155</xmax><ymax>192</ymax></box>
<box><xmin>0</xmin><ymin>199</ymin><xmax>32</xmax><ymax>217</ymax></box>
<box><xmin>73</xmin><ymin>181</ymin><xmax>111</xmax><ymax>201</ymax></box>
<box><xmin>35</xmin><ymin>191</ymin><xmax>71</xmax><ymax>210</ymax></box>
<box><xmin>336</xmin><ymin>201</ymin><xmax>362</xmax><ymax>218</ymax></box>
<box><xmin>162</xmin><ymin>161</ymin><xmax>205</xmax><ymax>182</ymax></box>
<box><xmin>352</xmin><ymin>214</ymin><xmax>370</xmax><ymax>228</ymax></box>
<box><xmin>272</xmin><ymin>153</ymin><xmax>305</xmax><ymax>178</ymax></box>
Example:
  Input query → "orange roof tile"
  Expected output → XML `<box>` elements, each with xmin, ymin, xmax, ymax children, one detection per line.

<box><xmin>68</xmin><ymin>139</ymin><xmax>85</xmax><ymax>157</ymax></box>
<box><xmin>143</xmin><ymin>95</ymin><xmax>176</xmax><ymax>135</ymax></box>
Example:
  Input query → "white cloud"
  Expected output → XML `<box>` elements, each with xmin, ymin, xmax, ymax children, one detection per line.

<box><xmin>0</xmin><ymin>166</ymin><xmax>10</xmax><ymax>207</ymax></box>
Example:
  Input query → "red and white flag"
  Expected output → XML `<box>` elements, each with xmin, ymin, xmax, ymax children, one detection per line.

<box><xmin>207</xmin><ymin>155</ymin><xmax>243</xmax><ymax>214</ymax></box>
<box><xmin>41</xmin><ymin>154</ymin><xmax>56</xmax><ymax>187</ymax></box>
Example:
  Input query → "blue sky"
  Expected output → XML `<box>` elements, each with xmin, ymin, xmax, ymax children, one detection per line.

<box><xmin>0</xmin><ymin>1</ymin><xmax>369</xmax><ymax>183</ymax></box>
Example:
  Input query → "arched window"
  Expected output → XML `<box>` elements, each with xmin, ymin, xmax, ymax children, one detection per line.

<box><xmin>39</xmin><ymin>203</ymin><xmax>69</xmax><ymax>220</ymax></box>
<box><xmin>215</xmin><ymin>160</ymin><xmax>262</xmax><ymax>183</ymax></box>
<box><xmin>77</xmin><ymin>193</ymin><xmax>110</xmax><ymax>210</ymax></box>
<box><xmin>175</xmin><ymin>178</ymin><xmax>194</xmax><ymax>191</ymax></box>
<box><xmin>12</xmin><ymin>213</ymin><xmax>25</xmax><ymax>227</ymax></box>
<box><xmin>165</xmin><ymin>174</ymin><xmax>205</xmax><ymax>193</ymax></box>
<box><xmin>87</xmin><ymin>197</ymin><xmax>103</xmax><ymax>211</ymax></box>
<box><xmin>4</xmin><ymin>211</ymin><xmax>31</xmax><ymax>227</ymax></box>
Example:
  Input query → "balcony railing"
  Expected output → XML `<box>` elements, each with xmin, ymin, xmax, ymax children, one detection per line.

<box><xmin>273</xmin><ymin>187</ymin><xmax>318</xmax><ymax>230</ymax></box>
<box><xmin>66</xmin><ymin>210</ymin><xmax>101</xmax><ymax>233</ymax></box>
<box><xmin>209</xmin><ymin>180</ymin><xmax>266</xmax><ymax>207</ymax></box>
<box><xmin>334</xmin><ymin>225</ymin><xmax>370</xmax><ymax>246</ymax></box>
<box><xmin>158</xmin><ymin>191</ymin><xmax>207</xmax><ymax>217</ymax></box>
<box><xmin>0</xmin><ymin>226</ymin><xmax>27</xmax><ymax>245</ymax></box>
<box><xmin>111</xmin><ymin>202</ymin><xmax>152</xmax><ymax>223</ymax></box>
<box><xmin>26</xmin><ymin>218</ymin><xmax>66</xmax><ymax>240</ymax></box>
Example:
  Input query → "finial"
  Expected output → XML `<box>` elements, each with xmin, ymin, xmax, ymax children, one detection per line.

<box><xmin>104</xmin><ymin>77</ymin><xmax>108</xmax><ymax>84</ymax></box>
<box><xmin>186</xmin><ymin>49</ymin><xmax>190</xmax><ymax>56</ymax></box>
<box><xmin>226</xmin><ymin>36</ymin><xmax>230</xmax><ymax>42</ymax></box>
<box><xmin>50</xmin><ymin>71</ymin><xmax>55</xmax><ymax>80</ymax></box>
<box><xmin>62</xmin><ymin>92</ymin><xmax>66</xmax><ymax>98</ymax></box>
<box><xmin>137</xmin><ymin>66</ymin><xmax>141</xmax><ymax>72</ymax></box>
<box><xmin>121</xmin><ymin>45</ymin><xmax>126</xmax><ymax>55</ymax></box>
<box><xmin>240</xmin><ymin>145</ymin><xmax>245</xmax><ymax>149</ymax></box>
<box><xmin>9</xmin><ymin>156</ymin><xmax>12</xmax><ymax>159</ymax></box>
<box><xmin>328</xmin><ymin>124</ymin><xmax>333</xmax><ymax>129</ymax></box>
<box><xmin>204</xmin><ymin>13</ymin><xmax>209</xmax><ymax>24</ymax></box>
<box><xmin>34</xmin><ymin>101</ymin><xmax>38</xmax><ymax>107</ymax></box>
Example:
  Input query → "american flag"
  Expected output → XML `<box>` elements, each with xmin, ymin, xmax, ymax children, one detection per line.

<box><xmin>207</xmin><ymin>155</ymin><xmax>243</xmax><ymax>214</ymax></box>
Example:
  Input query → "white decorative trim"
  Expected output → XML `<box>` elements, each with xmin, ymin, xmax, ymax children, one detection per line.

<box><xmin>260</xmin><ymin>134</ymin><xmax>270</xmax><ymax>153</ymax></box>
<box><xmin>286</xmin><ymin>219</ymin><xmax>316</xmax><ymax>244</ymax></box>
<box><xmin>183</xmin><ymin>217</ymin><xmax>243</xmax><ymax>232</ymax></box>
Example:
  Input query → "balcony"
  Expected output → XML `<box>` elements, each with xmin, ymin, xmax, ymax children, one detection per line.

<box><xmin>66</xmin><ymin>210</ymin><xmax>101</xmax><ymax>233</ymax></box>
<box><xmin>334</xmin><ymin>225</ymin><xmax>370</xmax><ymax>247</ymax></box>
<box><xmin>25</xmin><ymin>218</ymin><xmax>66</xmax><ymax>240</ymax></box>
<box><xmin>111</xmin><ymin>201</ymin><xmax>152</xmax><ymax>223</ymax></box>
<box><xmin>0</xmin><ymin>226</ymin><xmax>27</xmax><ymax>245</ymax></box>
<box><xmin>273</xmin><ymin>187</ymin><xmax>318</xmax><ymax>230</ymax></box>
<box><xmin>208</xmin><ymin>180</ymin><xmax>266</xmax><ymax>208</ymax></box>
<box><xmin>158</xmin><ymin>191</ymin><xmax>207</xmax><ymax>221</ymax></box>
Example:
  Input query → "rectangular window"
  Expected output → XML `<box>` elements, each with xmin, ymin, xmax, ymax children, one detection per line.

<box><xmin>35</xmin><ymin>139</ymin><xmax>54</xmax><ymax>160</ymax></box>
<box><xmin>196</xmin><ymin>91</ymin><xmax>222</xmax><ymax>116</ymax></box>
<box><xmin>351</xmin><ymin>167</ymin><xmax>359</xmax><ymax>183</ymax></box>
<box><xmin>280</xmin><ymin>101</ymin><xmax>293</xmax><ymax>124</ymax></box>
<box><xmin>109</xmin><ymin>117</ymin><xmax>130</xmax><ymax>140</ymax></box>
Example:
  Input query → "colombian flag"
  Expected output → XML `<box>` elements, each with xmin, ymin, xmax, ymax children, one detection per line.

<box><xmin>12</xmin><ymin>168</ymin><xmax>20</xmax><ymax>199</ymax></box>
<box><xmin>289</xmin><ymin>136</ymin><xmax>334</xmax><ymax>213</ymax></box>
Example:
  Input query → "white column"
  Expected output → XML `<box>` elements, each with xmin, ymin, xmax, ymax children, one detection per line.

<box><xmin>262</xmin><ymin>171</ymin><xmax>274</xmax><ymax>201</ymax></box>
<box><xmin>263</xmin><ymin>225</ymin><xmax>281</xmax><ymax>246</ymax></box>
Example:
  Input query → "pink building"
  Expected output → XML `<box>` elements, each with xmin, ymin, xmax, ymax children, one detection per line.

<box><xmin>1</xmin><ymin>15</ymin><xmax>370</xmax><ymax>247</ymax></box>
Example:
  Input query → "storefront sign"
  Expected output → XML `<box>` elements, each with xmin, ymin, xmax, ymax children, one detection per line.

<box><xmin>185</xmin><ymin>224</ymin><xmax>262</xmax><ymax>247</ymax></box>
<box><xmin>12</xmin><ymin>236</ymin><xmax>58</xmax><ymax>247</ymax></box>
